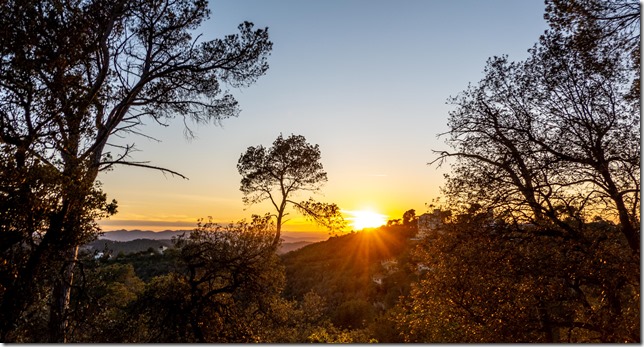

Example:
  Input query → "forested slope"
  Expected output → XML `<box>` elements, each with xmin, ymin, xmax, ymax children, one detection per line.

<box><xmin>281</xmin><ymin>226</ymin><xmax>417</xmax><ymax>333</ymax></box>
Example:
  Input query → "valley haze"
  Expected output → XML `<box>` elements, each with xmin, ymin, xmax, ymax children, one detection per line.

<box><xmin>101</xmin><ymin>229</ymin><xmax>329</xmax><ymax>243</ymax></box>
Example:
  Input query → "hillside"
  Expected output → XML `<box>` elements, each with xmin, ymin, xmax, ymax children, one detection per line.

<box><xmin>84</xmin><ymin>238</ymin><xmax>175</xmax><ymax>255</ymax></box>
<box><xmin>101</xmin><ymin>229</ymin><xmax>327</xmax><ymax>243</ymax></box>
<box><xmin>99</xmin><ymin>229</ymin><xmax>191</xmax><ymax>242</ymax></box>
<box><xmin>280</xmin><ymin>226</ymin><xmax>417</xmax><ymax>332</ymax></box>
<box><xmin>93</xmin><ymin>233</ymin><xmax>313</xmax><ymax>255</ymax></box>
<box><xmin>277</xmin><ymin>241</ymin><xmax>313</xmax><ymax>254</ymax></box>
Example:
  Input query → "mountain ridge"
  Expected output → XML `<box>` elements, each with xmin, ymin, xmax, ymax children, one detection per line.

<box><xmin>100</xmin><ymin>229</ymin><xmax>328</xmax><ymax>243</ymax></box>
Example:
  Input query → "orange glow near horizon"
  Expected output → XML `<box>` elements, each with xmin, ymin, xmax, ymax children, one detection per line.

<box><xmin>344</xmin><ymin>209</ymin><xmax>388</xmax><ymax>231</ymax></box>
<box><xmin>98</xmin><ymin>201</ymin><xmax>407</xmax><ymax>234</ymax></box>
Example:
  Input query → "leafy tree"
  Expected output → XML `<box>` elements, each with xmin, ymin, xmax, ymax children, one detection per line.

<box><xmin>179</xmin><ymin>215</ymin><xmax>285</xmax><ymax>342</ymax></box>
<box><xmin>304</xmin><ymin>325</ymin><xmax>375</xmax><ymax>343</ymax></box>
<box><xmin>398</xmin><ymin>206</ymin><xmax>639</xmax><ymax>342</ymax></box>
<box><xmin>237</xmin><ymin>134</ymin><xmax>345</xmax><ymax>245</ymax></box>
<box><xmin>417</xmin><ymin>0</ymin><xmax>640</xmax><ymax>342</ymax></box>
<box><xmin>384</xmin><ymin>209</ymin><xmax>420</xmax><ymax>238</ymax></box>
<box><xmin>0</xmin><ymin>0</ymin><xmax>272</xmax><ymax>341</ymax></box>
<box><xmin>109</xmin><ymin>247</ymin><xmax>183</xmax><ymax>282</ymax></box>
<box><xmin>401</xmin><ymin>209</ymin><xmax>417</xmax><ymax>228</ymax></box>
<box><xmin>130</xmin><ymin>273</ymin><xmax>194</xmax><ymax>342</ymax></box>
<box><xmin>66</xmin><ymin>263</ymin><xmax>146</xmax><ymax>343</ymax></box>
<box><xmin>544</xmin><ymin>0</ymin><xmax>640</xmax><ymax>98</ymax></box>
<box><xmin>0</xmin><ymin>159</ymin><xmax>116</xmax><ymax>342</ymax></box>
<box><xmin>433</xmin><ymin>4</ymin><xmax>639</xmax><ymax>253</ymax></box>
<box><xmin>332</xmin><ymin>298</ymin><xmax>375</xmax><ymax>329</ymax></box>
<box><xmin>131</xmin><ymin>215</ymin><xmax>285</xmax><ymax>342</ymax></box>
<box><xmin>369</xmin><ymin>306</ymin><xmax>406</xmax><ymax>343</ymax></box>
<box><xmin>255</xmin><ymin>290</ymin><xmax>374</xmax><ymax>343</ymax></box>
<box><xmin>386</xmin><ymin>218</ymin><xmax>401</xmax><ymax>227</ymax></box>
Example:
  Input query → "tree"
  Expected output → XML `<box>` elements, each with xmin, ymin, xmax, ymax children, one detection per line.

<box><xmin>398</xmin><ymin>206</ymin><xmax>639</xmax><ymax>342</ymax></box>
<box><xmin>386</xmin><ymin>219</ymin><xmax>401</xmax><ymax>227</ymax></box>
<box><xmin>433</xmin><ymin>8</ymin><xmax>639</xmax><ymax>254</ymax></box>
<box><xmin>237</xmin><ymin>134</ymin><xmax>345</xmax><ymax>246</ymax></box>
<box><xmin>131</xmin><ymin>215</ymin><xmax>286</xmax><ymax>342</ymax></box>
<box><xmin>401</xmin><ymin>209</ymin><xmax>417</xmax><ymax>228</ymax></box>
<box><xmin>544</xmin><ymin>0</ymin><xmax>640</xmax><ymax>98</ymax></box>
<box><xmin>66</xmin><ymin>263</ymin><xmax>146</xmax><ymax>343</ymax></box>
<box><xmin>416</xmin><ymin>0</ymin><xmax>640</xmax><ymax>342</ymax></box>
<box><xmin>0</xmin><ymin>0</ymin><xmax>272</xmax><ymax>341</ymax></box>
<box><xmin>0</xmin><ymin>158</ymin><xmax>116</xmax><ymax>342</ymax></box>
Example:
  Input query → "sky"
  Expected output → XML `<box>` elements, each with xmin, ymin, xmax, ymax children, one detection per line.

<box><xmin>97</xmin><ymin>0</ymin><xmax>550</xmax><ymax>235</ymax></box>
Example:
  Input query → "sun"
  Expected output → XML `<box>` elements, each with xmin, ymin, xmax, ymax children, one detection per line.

<box><xmin>347</xmin><ymin>209</ymin><xmax>388</xmax><ymax>230</ymax></box>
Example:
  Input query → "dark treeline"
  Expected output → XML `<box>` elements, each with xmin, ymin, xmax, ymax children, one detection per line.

<box><xmin>67</xmin><ymin>217</ymin><xmax>417</xmax><ymax>343</ymax></box>
<box><xmin>0</xmin><ymin>0</ymin><xmax>639</xmax><ymax>343</ymax></box>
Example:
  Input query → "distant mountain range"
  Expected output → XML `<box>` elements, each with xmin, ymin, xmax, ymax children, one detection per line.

<box><xmin>99</xmin><ymin>229</ymin><xmax>192</xmax><ymax>242</ymax></box>
<box><xmin>100</xmin><ymin>229</ymin><xmax>329</xmax><ymax>243</ymax></box>
<box><xmin>278</xmin><ymin>241</ymin><xmax>314</xmax><ymax>255</ymax></box>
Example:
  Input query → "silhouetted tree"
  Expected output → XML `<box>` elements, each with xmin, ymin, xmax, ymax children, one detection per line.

<box><xmin>130</xmin><ymin>215</ymin><xmax>285</xmax><ymax>342</ymax></box>
<box><xmin>66</xmin><ymin>263</ymin><xmax>146</xmax><ymax>342</ymax></box>
<box><xmin>398</xmin><ymin>206</ymin><xmax>639</xmax><ymax>342</ymax></box>
<box><xmin>0</xmin><ymin>0</ymin><xmax>272</xmax><ymax>341</ymax></box>
<box><xmin>420</xmin><ymin>0</ymin><xmax>639</xmax><ymax>342</ymax></box>
<box><xmin>433</xmin><ymin>14</ymin><xmax>639</xmax><ymax>254</ymax></box>
<box><xmin>237</xmin><ymin>134</ymin><xmax>345</xmax><ymax>246</ymax></box>
<box><xmin>401</xmin><ymin>209</ymin><xmax>417</xmax><ymax>228</ymax></box>
<box><xmin>544</xmin><ymin>0</ymin><xmax>640</xmax><ymax>98</ymax></box>
<box><xmin>386</xmin><ymin>219</ymin><xmax>401</xmax><ymax>227</ymax></box>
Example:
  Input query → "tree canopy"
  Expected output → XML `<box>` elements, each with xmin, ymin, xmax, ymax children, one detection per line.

<box><xmin>433</xmin><ymin>2</ymin><xmax>639</xmax><ymax>253</ymax></box>
<box><xmin>0</xmin><ymin>0</ymin><xmax>639</xmax><ymax>343</ymax></box>
<box><xmin>414</xmin><ymin>0</ymin><xmax>640</xmax><ymax>342</ymax></box>
<box><xmin>0</xmin><ymin>0</ymin><xmax>272</xmax><ymax>341</ymax></box>
<box><xmin>238</xmin><ymin>134</ymin><xmax>345</xmax><ymax>245</ymax></box>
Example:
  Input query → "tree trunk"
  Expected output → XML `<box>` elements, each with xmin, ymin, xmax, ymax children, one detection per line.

<box><xmin>0</xmin><ymin>242</ymin><xmax>48</xmax><ymax>341</ymax></box>
<box><xmin>273</xmin><ymin>198</ymin><xmax>287</xmax><ymax>247</ymax></box>
<box><xmin>48</xmin><ymin>246</ymin><xmax>79</xmax><ymax>343</ymax></box>
<box><xmin>273</xmin><ymin>213</ymin><xmax>282</xmax><ymax>247</ymax></box>
<box><xmin>537</xmin><ymin>298</ymin><xmax>556</xmax><ymax>343</ymax></box>
<box><xmin>598</xmin><ymin>163</ymin><xmax>640</xmax><ymax>255</ymax></box>
<box><xmin>46</xmin><ymin>160</ymin><xmax>100</xmax><ymax>342</ymax></box>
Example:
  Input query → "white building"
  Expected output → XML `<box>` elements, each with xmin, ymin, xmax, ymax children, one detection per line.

<box><xmin>372</xmin><ymin>273</ymin><xmax>385</xmax><ymax>285</ymax></box>
<box><xmin>416</xmin><ymin>209</ymin><xmax>444</xmax><ymax>239</ymax></box>
<box><xmin>380</xmin><ymin>258</ymin><xmax>398</xmax><ymax>274</ymax></box>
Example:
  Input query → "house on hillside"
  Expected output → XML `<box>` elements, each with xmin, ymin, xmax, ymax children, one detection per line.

<box><xmin>93</xmin><ymin>250</ymin><xmax>113</xmax><ymax>260</ymax></box>
<box><xmin>380</xmin><ymin>258</ymin><xmax>398</xmax><ymax>274</ymax></box>
<box><xmin>416</xmin><ymin>209</ymin><xmax>444</xmax><ymax>239</ymax></box>
<box><xmin>372</xmin><ymin>273</ymin><xmax>385</xmax><ymax>285</ymax></box>
<box><xmin>416</xmin><ymin>263</ymin><xmax>431</xmax><ymax>274</ymax></box>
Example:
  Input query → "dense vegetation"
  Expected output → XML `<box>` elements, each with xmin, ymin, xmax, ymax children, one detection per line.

<box><xmin>85</xmin><ymin>238</ymin><xmax>174</xmax><ymax>256</ymax></box>
<box><xmin>11</xmin><ymin>204</ymin><xmax>639</xmax><ymax>342</ymax></box>
<box><xmin>65</xmin><ymin>218</ymin><xmax>419</xmax><ymax>342</ymax></box>
<box><xmin>282</xmin><ymin>225</ymin><xmax>415</xmax><ymax>331</ymax></box>
<box><xmin>0</xmin><ymin>0</ymin><xmax>639</xmax><ymax>342</ymax></box>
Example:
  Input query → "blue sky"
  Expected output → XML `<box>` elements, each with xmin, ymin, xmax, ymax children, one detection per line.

<box><xmin>98</xmin><ymin>0</ymin><xmax>549</xmax><ymax>233</ymax></box>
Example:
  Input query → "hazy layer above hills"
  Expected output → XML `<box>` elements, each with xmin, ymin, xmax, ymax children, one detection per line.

<box><xmin>100</xmin><ymin>229</ymin><xmax>329</xmax><ymax>243</ymax></box>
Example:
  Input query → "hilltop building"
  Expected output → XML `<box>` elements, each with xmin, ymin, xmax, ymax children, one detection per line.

<box><xmin>416</xmin><ymin>209</ymin><xmax>444</xmax><ymax>239</ymax></box>
<box><xmin>380</xmin><ymin>258</ymin><xmax>398</xmax><ymax>274</ymax></box>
